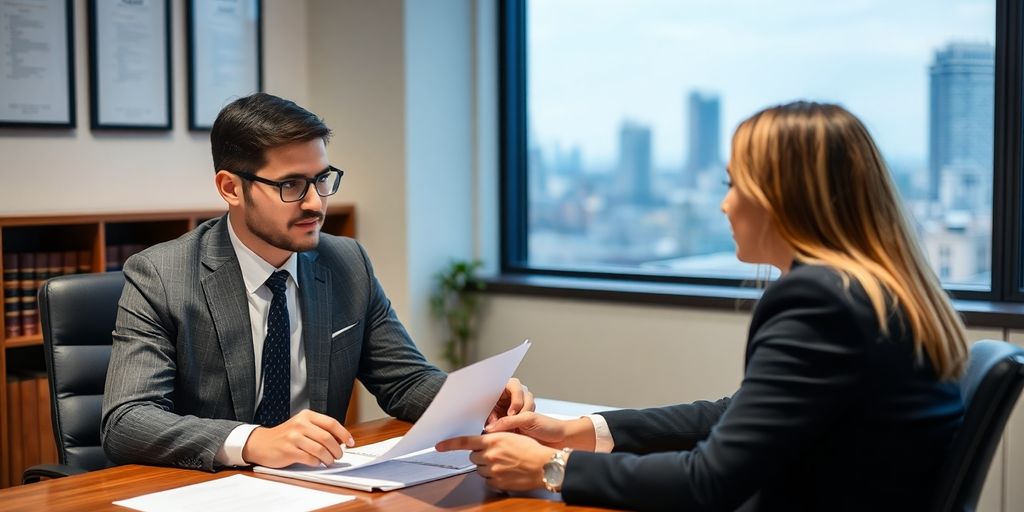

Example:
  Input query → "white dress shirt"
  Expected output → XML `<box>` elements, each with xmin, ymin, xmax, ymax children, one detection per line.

<box><xmin>588</xmin><ymin>414</ymin><xmax>615</xmax><ymax>452</ymax></box>
<box><xmin>215</xmin><ymin>216</ymin><xmax>309</xmax><ymax>466</ymax></box>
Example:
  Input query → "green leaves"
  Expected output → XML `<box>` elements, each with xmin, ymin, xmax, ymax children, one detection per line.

<box><xmin>430</xmin><ymin>259</ymin><xmax>485</xmax><ymax>369</ymax></box>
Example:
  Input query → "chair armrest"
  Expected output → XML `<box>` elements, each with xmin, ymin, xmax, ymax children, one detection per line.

<box><xmin>22</xmin><ymin>463</ymin><xmax>88</xmax><ymax>484</ymax></box>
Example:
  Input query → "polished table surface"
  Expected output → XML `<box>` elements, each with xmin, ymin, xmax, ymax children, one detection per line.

<box><xmin>0</xmin><ymin>415</ymin><xmax>616</xmax><ymax>511</ymax></box>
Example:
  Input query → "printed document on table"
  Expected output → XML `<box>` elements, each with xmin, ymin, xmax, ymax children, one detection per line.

<box><xmin>254</xmin><ymin>340</ymin><xmax>531</xmax><ymax>490</ymax></box>
<box><xmin>253</xmin><ymin>436</ymin><xmax>475</xmax><ymax>491</ymax></box>
<box><xmin>112</xmin><ymin>474</ymin><xmax>353</xmax><ymax>512</ymax></box>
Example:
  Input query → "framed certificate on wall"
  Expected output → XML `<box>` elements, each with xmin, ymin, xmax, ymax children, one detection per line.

<box><xmin>89</xmin><ymin>0</ymin><xmax>172</xmax><ymax>130</ymax></box>
<box><xmin>186</xmin><ymin>0</ymin><xmax>262</xmax><ymax>130</ymax></box>
<box><xmin>0</xmin><ymin>0</ymin><xmax>76</xmax><ymax>128</ymax></box>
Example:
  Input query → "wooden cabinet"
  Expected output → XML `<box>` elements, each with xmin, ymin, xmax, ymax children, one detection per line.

<box><xmin>0</xmin><ymin>206</ymin><xmax>357</xmax><ymax>487</ymax></box>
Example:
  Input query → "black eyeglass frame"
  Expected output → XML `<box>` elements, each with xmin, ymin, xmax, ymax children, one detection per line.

<box><xmin>228</xmin><ymin>166</ymin><xmax>344</xmax><ymax>203</ymax></box>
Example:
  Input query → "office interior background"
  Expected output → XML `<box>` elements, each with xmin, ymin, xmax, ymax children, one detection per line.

<box><xmin>0</xmin><ymin>0</ymin><xmax>1020</xmax><ymax>509</ymax></box>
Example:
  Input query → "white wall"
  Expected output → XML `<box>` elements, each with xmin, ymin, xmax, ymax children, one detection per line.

<box><xmin>0</xmin><ymin>0</ymin><xmax>310</xmax><ymax>215</ymax></box>
<box><xmin>306</xmin><ymin>0</ymin><xmax>478</xmax><ymax>419</ymax></box>
<box><xmin>404</xmin><ymin>0</ymin><xmax>475</xmax><ymax>365</ymax></box>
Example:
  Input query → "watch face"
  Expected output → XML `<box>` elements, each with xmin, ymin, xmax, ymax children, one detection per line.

<box><xmin>543</xmin><ymin>461</ymin><xmax>565</xmax><ymax>487</ymax></box>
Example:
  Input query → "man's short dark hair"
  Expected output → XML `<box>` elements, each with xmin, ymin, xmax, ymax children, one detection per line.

<box><xmin>210</xmin><ymin>93</ymin><xmax>332</xmax><ymax>175</ymax></box>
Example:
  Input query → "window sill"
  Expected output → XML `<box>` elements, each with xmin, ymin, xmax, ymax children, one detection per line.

<box><xmin>482</xmin><ymin>274</ymin><xmax>1024</xmax><ymax>330</ymax></box>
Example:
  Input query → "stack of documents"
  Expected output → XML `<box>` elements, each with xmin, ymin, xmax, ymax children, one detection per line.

<box><xmin>255</xmin><ymin>436</ymin><xmax>474</xmax><ymax>491</ymax></box>
<box><xmin>255</xmin><ymin>340</ymin><xmax>531</xmax><ymax>491</ymax></box>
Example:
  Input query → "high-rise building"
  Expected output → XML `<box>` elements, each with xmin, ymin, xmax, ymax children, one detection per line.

<box><xmin>684</xmin><ymin>91</ymin><xmax>722</xmax><ymax>188</ymax></box>
<box><xmin>618</xmin><ymin>121</ymin><xmax>653</xmax><ymax>205</ymax></box>
<box><xmin>928</xmin><ymin>42</ymin><xmax>994</xmax><ymax>208</ymax></box>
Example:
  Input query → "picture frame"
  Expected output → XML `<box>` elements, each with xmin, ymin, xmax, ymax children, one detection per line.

<box><xmin>0</xmin><ymin>0</ymin><xmax>76</xmax><ymax>128</ymax></box>
<box><xmin>88</xmin><ymin>0</ymin><xmax>172</xmax><ymax>130</ymax></box>
<box><xmin>186</xmin><ymin>0</ymin><xmax>262</xmax><ymax>131</ymax></box>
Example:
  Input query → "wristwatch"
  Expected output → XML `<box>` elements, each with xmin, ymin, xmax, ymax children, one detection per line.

<box><xmin>542</xmin><ymin>448</ymin><xmax>573</xmax><ymax>492</ymax></box>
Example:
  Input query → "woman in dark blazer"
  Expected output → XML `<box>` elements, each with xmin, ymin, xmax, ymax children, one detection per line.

<box><xmin>437</xmin><ymin>102</ymin><xmax>969</xmax><ymax>511</ymax></box>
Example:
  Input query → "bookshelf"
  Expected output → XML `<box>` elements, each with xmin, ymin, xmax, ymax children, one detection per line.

<box><xmin>0</xmin><ymin>205</ymin><xmax>357</xmax><ymax>487</ymax></box>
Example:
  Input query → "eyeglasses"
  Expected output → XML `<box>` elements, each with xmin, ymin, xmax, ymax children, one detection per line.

<box><xmin>229</xmin><ymin>166</ymin><xmax>344</xmax><ymax>203</ymax></box>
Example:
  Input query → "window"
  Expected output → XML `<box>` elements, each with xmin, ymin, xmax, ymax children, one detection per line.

<box><xmin>502</xmin><ymin>0</ymin><xmax>1024</xmax><ymax>300</ymax></box>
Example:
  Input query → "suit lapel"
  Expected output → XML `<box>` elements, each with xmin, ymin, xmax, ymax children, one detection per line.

<box><xmin>299</xmin><ymin>251</ymin><xmax>332</xmax><ymax>413</ymax></box>
<box><xmin>200</xmin><ymin>218</ymin><xmax>256</xmax><ymax>422</ymax></box>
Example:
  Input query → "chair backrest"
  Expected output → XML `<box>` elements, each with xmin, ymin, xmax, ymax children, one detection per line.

<box><xmin>930</xmin><ymin>339</ymin><xmax>1024</xmax><ymax>512</ymax></box>
<box><xmin>38</xmin><ymin>271</ymin><xmax>124</xmax><ymax>472</ymax></box>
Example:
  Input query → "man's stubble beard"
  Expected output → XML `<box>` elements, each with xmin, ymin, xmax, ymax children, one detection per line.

<box><xmin>243</xmin><ymin>191</ymin><xmax>322</xmax><ymax>253</ymax></box>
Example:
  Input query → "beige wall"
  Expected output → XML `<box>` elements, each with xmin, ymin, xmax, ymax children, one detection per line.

<box><xmin>476</xmin><ymin>296</ymin><xmax>750</xmax><ymax>408</ymax></box>
<box><xmin>306</xmin><ymin>1</ymin><xmax>410</xmax><ymax>338</ymax></box>
<box><xmin>0</xmin><ymin>0</ymin><xmax>309</xmax><ymax>216</ymax></box>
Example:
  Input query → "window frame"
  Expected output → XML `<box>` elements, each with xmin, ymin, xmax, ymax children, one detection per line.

<box><xmin>499</xmin><ymin>0</ymin><xmax>1024</xmax><ymax>302</ymax></box>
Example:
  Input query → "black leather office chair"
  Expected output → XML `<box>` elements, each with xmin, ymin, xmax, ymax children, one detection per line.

<box><xmin>930</xmin><ymin>339</ymin><xmax>1024</xmax><ymax>512</ymax></box>
<box><xmin>22</xmin><ymin>272</ymin><xmax>124</xmax><ymax>483</ymax></box>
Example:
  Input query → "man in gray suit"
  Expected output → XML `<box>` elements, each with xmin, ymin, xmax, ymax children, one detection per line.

<box><xmin>101</xmin><ymin>93</ymin><xmax>532</xmax><ymax>471</ymax></box>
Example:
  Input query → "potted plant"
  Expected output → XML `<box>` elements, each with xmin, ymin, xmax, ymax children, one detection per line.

<box><xmin>430</xmin><ymin>259</ymin><xmax>485</xmax><ymax>369</ymax></box>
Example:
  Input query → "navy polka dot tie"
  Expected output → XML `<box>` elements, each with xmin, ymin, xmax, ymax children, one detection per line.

<box><xmin>254</xmin><ymin>270</ymin><xmax>290</xmax><ymax>427</ymax></box>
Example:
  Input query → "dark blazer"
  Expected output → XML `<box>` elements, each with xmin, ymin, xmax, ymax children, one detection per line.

<box><xmin>101</xmin><ymin>216</ymin><xmax>446</xmax><ymax>471</ymax></box>
<box><xmin>563</xmin><ymin>263</ymin><xmax>962</xmax><ymax>511</ymax></box>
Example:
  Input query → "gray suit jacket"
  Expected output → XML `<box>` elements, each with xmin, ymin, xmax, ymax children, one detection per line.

<box><xmin>101</xmin><ymin>216</ymin><xmax>446</xmax><ymax>471</ymax></box>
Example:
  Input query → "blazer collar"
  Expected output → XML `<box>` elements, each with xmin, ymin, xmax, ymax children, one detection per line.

<box><xmin>200</xmin><ymin>217</ymin><xmax>257</xmax><ymax>421</ymax></box>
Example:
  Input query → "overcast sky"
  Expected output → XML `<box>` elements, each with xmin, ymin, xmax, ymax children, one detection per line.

<box><xmin>528</xmin><ymin>0</ymin><xmax>995</xmax><ymax>169</ymax></box>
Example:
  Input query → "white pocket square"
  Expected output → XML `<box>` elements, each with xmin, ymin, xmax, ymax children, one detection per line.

<box><xmin>331</xmin><ymin>322</ymin><xmax>359</xmax><ymax>338</ymax></box>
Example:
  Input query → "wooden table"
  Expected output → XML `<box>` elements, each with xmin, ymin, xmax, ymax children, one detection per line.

<box><xmin>0</xmin><ymin>417</ymin><xmax>614</xmax><ymax>511</ymax></box>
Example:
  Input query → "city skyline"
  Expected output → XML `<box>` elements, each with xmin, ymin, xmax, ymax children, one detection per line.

<box><xmin>528</xmin><ymin>0</ymin><xmax>994</xmax><ymax>169</ymax></box>
<box><xmin>527</xmin><ymin>32</ymin><xmax>995</xmax><ymax>286</ymax></box>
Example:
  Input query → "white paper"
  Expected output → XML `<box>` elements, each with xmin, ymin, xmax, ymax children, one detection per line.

<box><xmin>255</xmin><ymin>438</ymin><xmax>475</xmax><ymax>491</ymax></box>
<box><xmin>112</xmin><ymin>474</ymin><xmax>353</xmax><ymax>512</ymax></box>
<box><xmin>253</xmin><ymin>340</ymin><xmax>531</xmax><ymax>491</ymax></box>
<box><xmin>377</xmin><ymin>339</ymin><xmax>531</xmax><ymax>459</ymax></box>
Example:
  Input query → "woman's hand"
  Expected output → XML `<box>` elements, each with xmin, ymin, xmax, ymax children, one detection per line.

<box><xmin>486</xmin><ymin>378</ymin><xmax>536</xmax><ymax>424</ymax></box>
<box><xmin>485</xmin><ymin>411</ymin><xmax>597</xmax><ymax>451</ymax></box>
<box><xmin>436</xmin><ymin>432</ymin><xmax>555</xmax><ymax>491</ymax></box>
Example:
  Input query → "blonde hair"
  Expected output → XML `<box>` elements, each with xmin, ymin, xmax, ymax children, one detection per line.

<box><xmin>729</xmin><ymin>101</ymin><xmax>968</xmax><ymax>379</ymax></box>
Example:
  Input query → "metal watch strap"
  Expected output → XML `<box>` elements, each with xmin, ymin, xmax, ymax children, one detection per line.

<box><xmin>542</xmin><ymin>447</ymin><xmax>573</xmax><ymax>492</ymax></box>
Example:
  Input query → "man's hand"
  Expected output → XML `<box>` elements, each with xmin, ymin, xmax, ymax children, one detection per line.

<box><xmin>436</xmin><ymin>433</ymin><xmax>554</xmax><ymax>491</ymax></box>
<box><xmin>487</xmin><ymin>377</ymin><xmax>536</xmax><ymax>424</ymax></box>
<box><xmin>241</xmin><ymin>409</ymin><xmax>355</xmax><ymax>468</ymax></box>
<box><xmin>485</xmin><ymin>411</ymin><xmax>597</xmax><ymax>451</ymax></box>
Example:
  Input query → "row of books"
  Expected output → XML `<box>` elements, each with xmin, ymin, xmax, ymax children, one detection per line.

<box><xmin>104</xmin><ymin>244</ymin><xmax>148</xmax><ymax>272</ymax></box>
<box><xmin>3</xmin><ymin>371</ymin><xmax>58</xmax><ymax>488</ymax></box>
<box><xmin>3</xmin><ymin>251</ymin><xmax>92</xmax><ymax>339</ymax></box>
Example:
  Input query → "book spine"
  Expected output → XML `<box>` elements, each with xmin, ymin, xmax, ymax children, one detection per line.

<box><xmin>105</xmin><ymin>245</ymin><xmax>120</xmax><ymax>272</ymax></box>
<box><xmin>78</xmin><ymin>250</ymin><xmax>91</xmax><ymax>274</ymax></box>
<box><xmin>3</xmin><ymin>253</ymin><xmax>20</xmax><ymax>338</ymax></box>
<box><xmin>19</xmin><ymin>253</ymin><xmax>37</xmax><ymax>337</ymax></box>
<box><xmin>62</xmin><ymin>250</ymin><xmax>77</xmax><ymax>277</ymax></box>
<box><xmin>46</xmin><ymin>251</ymin><xmax>62</xmax><ymax>282</ymax></box>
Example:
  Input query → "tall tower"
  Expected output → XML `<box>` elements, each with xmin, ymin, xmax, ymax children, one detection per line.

<box><xmin>618</xmin><ymin>121</ymin><xmax>653</xmax><ymax>205</ymax></box>
<box><xmin>928</xmin><ymin>42</ymin><xmax>994</xmax><ymax>208</ymax></box>
<box><xmin>684</xmin><ymin>91</ymin><xmax>722</xmax><ymax>188</ymax></box>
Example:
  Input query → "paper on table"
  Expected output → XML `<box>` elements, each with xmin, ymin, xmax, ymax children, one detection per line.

<box><xmin>258</xmin><ymin>339</ymin><xmax>531</xmax><ymax>475</ymax></box>
<box><xmin>254</xmin><ymin>437</ymin><xmax>475</xmax><ymax>491</ymax></box>
<box><xmin>111</xmin><ymin>474</ymin><xmax>353</xmax><ymax>512</ymax></box>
